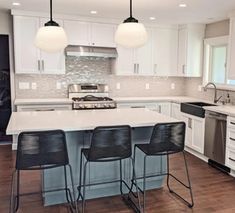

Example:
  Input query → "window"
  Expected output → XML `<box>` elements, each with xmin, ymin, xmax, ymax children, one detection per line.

<box><xmin>203</xmin><ymin>36</ymin><xmax>229</xmax><ymax>86</ymax></box>
<box><xmin>210</xmin><ymin>45</ymin><xmax>227</xmax><ymax>84</ymax></box>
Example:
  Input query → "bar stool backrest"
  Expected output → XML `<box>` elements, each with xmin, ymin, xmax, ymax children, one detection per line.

<box><xmin>150</xmin><ymin>122</ymin><xmax>186</xmax><ymax>153</ymax></box>
<box><xmin>16</xmin><ymin>130</ymin><xmax>69</xmax><ymax>170</ymax></box>
<box><xmin>88</xmin><ymin>125</ymin><xmax>132</xmax><ymax>161</ymax></box>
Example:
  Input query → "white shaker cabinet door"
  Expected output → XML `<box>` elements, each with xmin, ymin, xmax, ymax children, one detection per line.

<box><xmin>39</xmin><ymin>18</ymin><xmax>66</xmax><ymax>74</ymax></box>
<box><xmin>152</xmin><ymin>28</ymin><xmax>178</xmax><ymax>76</ymax></box>
<box><xmin>115</xmin><ymin>46</ymin><xmax>134</xmax><ymax>75</ymax></box>
<box><xmin>14</xmin><ymin>16</ymin><xmax>40</xmax><ymax>74</ymax></box>
<box><xmin>64</xmin><ymin>20</ymin><xmax>90</xmax><ymax>46</ymax></box>
<box><xmin>134</xmin><ymin>28</ymin><xmax>153</xmax><ymax>75</ymax></box>
<box><xmin>191</xmin><ymin>118</ymin><xmax>205</xmax><ymax>154</ymax></box>
<box><xmin>177</xmin><ymin>28</ymin><xmax>187</xmax><ymax>76</ymax></box>
<box><xmin>91</xmin><ymin>23</ymin><xmax>116</xmax><ymax>47</ymax></box>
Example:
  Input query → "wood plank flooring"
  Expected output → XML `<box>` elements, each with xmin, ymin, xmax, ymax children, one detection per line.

<box><xmin>0</xmin><ymin>145</ymin><xmax>235</xmax><ymax>213</ymax></box>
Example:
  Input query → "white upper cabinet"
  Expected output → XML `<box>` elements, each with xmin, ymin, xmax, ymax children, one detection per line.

<box><xmin>64</xmin><ymin>20</ymin><xmax>90</xmax><ymax>46</ymax></box>
<box><xmin>228</xmin><ymin>17</ymin><xmax>235</xmax><ymax>79</ymax></box>
<box><xmin>39</xmin><ymin>18</ymin><xmax>65</xmax><ymax>74</ymax></box>
<box><xmin>64</xmin><ymin>21</ymin><xmax>116</xmax><ymax>47</ymax></box>
<box><xmin>152</xmin><ymin>27</ymin><xmax>178</xmax><ymax>76</ymax></box>
<box><xmin>133</xmin><ymin>28</ymin><xmax>153</xmax><ymax>75</ymax></box>
<box><xmin>177</xmin><ymin>24</ymin><xmax>205</xmax><ymax>77</ymax></box>
<box><xmin>14</xmin><ymin>16</ymin><xmax>40</xmax><ymax>74</ymax></box>
<box><xmin>91</xmin><ymin>23</ymin><xmax>116</xmax><ymax>47</ymax></box>
<box><xmin>115</xmin><ymin>46</ymin><xmax>134</xmax><ymax>75</ymax></box>
<box><xmin>14</xmin><ymin>16</ymin><xmax>66</xmax><ymax>74</ymax></box>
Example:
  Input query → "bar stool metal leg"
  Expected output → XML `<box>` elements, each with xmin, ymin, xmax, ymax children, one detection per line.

<box><xmin>143</xmin><ymin>155</ymin><xmax>147</xmax><ymax>213</ymax></box>
<box><xmin>82</xmin><ymin>161</ymin><xmax>88</xmax><ymax>213</ymax></box>
<box><xmin>77</xmin><ymin>151</ymin><xmax>84</xmax><ymax>201</ymax></box>
<box><xmin>166</xmin><ymin>151</ymin><xmax>194</xmax><ymax>208</ymax></box>
<box><xmin>68</xmin><ymin>164</ymin><xmax>79</xmax><ymax>213</ymax></box>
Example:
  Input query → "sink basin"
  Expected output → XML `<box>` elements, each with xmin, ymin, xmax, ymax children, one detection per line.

<box><xmin>181</xmin><ymin>102</ymin><xmax>216</xmax><ymax>118</ymax></box>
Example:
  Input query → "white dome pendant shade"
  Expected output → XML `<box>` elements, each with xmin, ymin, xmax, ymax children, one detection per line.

<box><xmin>115</xmin><ymin>0</ymin><xmax>148</xmax><ymax>48</ymax></box>
<box><xmin>34</xmin><ymin>0</ymin><xmax>68</xmax><ymax>53</ymax></box>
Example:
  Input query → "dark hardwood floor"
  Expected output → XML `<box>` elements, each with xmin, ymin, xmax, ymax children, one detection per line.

<box><xmin>1</xmin><ymin>145</ymin><xmax>235</xmax><ymax>213</ymax></box>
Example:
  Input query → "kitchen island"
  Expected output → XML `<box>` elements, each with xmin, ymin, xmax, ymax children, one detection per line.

<box><xmin>7</xmin><ymin>108</ymin><xmax>179</xmax><ymax>206</ymax></box>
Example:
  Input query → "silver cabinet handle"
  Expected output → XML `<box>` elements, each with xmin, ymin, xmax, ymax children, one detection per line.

<box><xmin>158</xmin><ymin>105</ymin><xmax>162</xmax><ymax>113</ymax></box>
<box><xmin>188</xmin><ymin>118</ymin><xmax>192</xmax><ymax>129</ymax></box>
<box><xmin>38</xmin><ymin>60</ymin><xmax>41</xmax><ymax>71</ymax></box>
<box><xmin>131</xmin><ymin>106</ymin><xmax>145</xmax><ymax>108</ymax></box>
<box><xmin>229</xmin><ymin>157</ymin><xmax>235</xmax><ymax>162</ymax></box>
<box><xmin>35</xmin><ymin>109</ymin><xmax>55</xmax><ymax>111</ymax></box>
<box><xmin>41</xmin><ymin>60</ymin><xmax>45</xmax><ymax>71</ymax></box>
<box><xmin>137</xmin><ymin>63</ymin><xmax>139</xmax><ymax>74</ymax></box>
<box><xmin>134</xmin><ymin>64</ymin><xmax>136</xmax><ymax>74</ymax></box>
<box><xmin>154</xmin><ymin>64</ymin><xmax>157</xmax><ymax>74</ymax></box>
<box><xmin>182</xmin><ymin>64</ymin><xmax>186</xmax><ymax>74</ymax></box>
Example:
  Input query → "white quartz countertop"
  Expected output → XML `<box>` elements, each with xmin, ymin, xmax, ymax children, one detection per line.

<box><xmin>204</xmin><ymin>105</ymin><xmax>235</xmax><ymax>117</ymax></box>
<box><xmin>14</xmin><ymin>98</ymin><xmax>72</xmax><ymax>105</ymax></box>
<box><xmin>14</xmin><ymin>96</ymin><xmax>203</xmax><ymax>105</ymax></box>
<box><xmin>6</xmin><ymin>108</ymin><xmax>179</xmax><ymax>135</ymax></box>
<box><xmin>113</xmin><ymin>96</ymin><xmax>203</xmax><ymax>103</ymax></box>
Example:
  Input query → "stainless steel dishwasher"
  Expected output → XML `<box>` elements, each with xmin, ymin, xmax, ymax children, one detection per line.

<box><xmin>204</xmin><ymin>111</ymin><xmax>227</xmax><ymax>165</ymax></box>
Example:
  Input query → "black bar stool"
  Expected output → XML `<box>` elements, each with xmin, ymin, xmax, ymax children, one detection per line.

<box><xmin>131</xmin><ymin>122</ymin><xmax>194</xmax><ymax>212</ymax></box>
<box><xmin>10</xmin><ymin>130</ymin><xmax>78</xmax><ymax>213</ymax></box>
<box><xmin>77</xmin><ymin>125</ymin><xmax>141</xmax><ymax>213</ymax></box>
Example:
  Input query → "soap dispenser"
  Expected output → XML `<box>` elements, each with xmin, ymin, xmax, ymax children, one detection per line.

<box><xmin>225</xmin><ymin>93</ymin><xmax>231</xmax><ymax>105</ymax></box>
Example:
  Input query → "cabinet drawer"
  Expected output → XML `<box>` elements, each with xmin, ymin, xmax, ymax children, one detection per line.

<box><xmin>227</xmin><ymin>128</ymin><xmax>235</xmax><ymax>149</ymax></box>
<box><xmin>226</xmin><ymin>147</ymin><xmax>235</xmax><ymax>170</ymax></box>
<box><xmin>227</xmin><ymin>116</ymin><xmax>235</xmax><ymax>129</ymax></box>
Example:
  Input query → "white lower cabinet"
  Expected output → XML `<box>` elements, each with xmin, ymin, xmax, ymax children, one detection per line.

<box><xmin>182</xmin><ymin>113</ymin><xmax>205</xmax><ymax>154</ymax></box>
<box><xmin>171</xmin><ymin>103</ymin><xmax>183</xmax><ymax>119</ymax></box>
<box><xmin>226</xmin><ymin>116</ymin><xmax>235</xmax><ymax>170</ymax></box>
<box><xmin>117</xmin><ymin>101</ymin><xmax>171</xmax><ymax>116</ymax></box>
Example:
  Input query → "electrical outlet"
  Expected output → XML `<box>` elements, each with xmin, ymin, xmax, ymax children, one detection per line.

<box><xmin>198</xmin><ymin>85</ymin><xmax>202</xmax><ymax>92</ymax></box>
<box><xmin>145</xmin><ymin>83</ymin><xmax>150</xmax><ymax>90</ymax></box>
<box><xmin>171</xmin><ymin>83</ymin><xmax>175</xmax><ymax>90</ymax></box>
<box><xmin>31</xmin><ymin>82</ymin><xmax>37</xmax><ymax>90</ymax></box>
<box><xmin>19</xmin><ymin>82</ymin><xmax>30</xmax><ymax>90</ymax></box>
<box><xmin>104</xmin><ymin>85</ymin><xmax>109</xmax><ymax>92</ymax></box>
<box><xmin>116</xmin><ymin>83</ymin><xmax>121</xmax><ymax>90</ymax></box>
<box><xmin>56</xmin><ymin>82</ymin><xmax>62</xmax><ymax>90</ymax></box>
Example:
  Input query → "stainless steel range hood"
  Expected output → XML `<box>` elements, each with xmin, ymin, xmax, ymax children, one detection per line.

<box><xmin>65</xmin><ymin>45</ymin><xmax>118</xmax><ymax>58</ymax></box>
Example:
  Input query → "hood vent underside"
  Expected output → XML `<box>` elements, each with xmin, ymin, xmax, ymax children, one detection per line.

<box><xmin>65</xmin><ymin>45</ymin><xmax>118</xmax><ymax>58</ymax></box>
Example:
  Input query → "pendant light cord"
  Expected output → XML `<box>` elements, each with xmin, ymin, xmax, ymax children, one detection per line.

<box><xmin>130</xmin><ymin>0</ymin><xmax>133</xmax><ymax>17</ymax></box>
<box><xmin>50</xmin><ymin>0</ymin><xmax>53</xmax><ymax>21</ymax></box>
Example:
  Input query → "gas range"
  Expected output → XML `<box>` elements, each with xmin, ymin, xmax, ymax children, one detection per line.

<box><xmin>68</xmin><ymin>84</ymin><xmax>117</xmax><ymax>110</ymax></box>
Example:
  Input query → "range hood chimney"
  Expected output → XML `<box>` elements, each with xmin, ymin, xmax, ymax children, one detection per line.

<box><xmin>65</xmin><ymin>45</ymin><xmax>118</xmax><ymax>58</ymax></box>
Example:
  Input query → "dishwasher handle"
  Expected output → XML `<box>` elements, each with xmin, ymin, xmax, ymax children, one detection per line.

<box><xmin>205</xmin><ymin>111</ymin><xmax>227</xmax><ymax>121</ymax></box>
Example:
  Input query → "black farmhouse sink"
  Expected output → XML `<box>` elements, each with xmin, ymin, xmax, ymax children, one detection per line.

<box><xmin>181</xmin><ymin>102</ymin><xmax>216</xmax><ymax>118</ymax></box>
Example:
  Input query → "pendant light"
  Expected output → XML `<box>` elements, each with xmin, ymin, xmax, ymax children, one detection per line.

<box><xmin>115</xmin><ymin>0</ymin><xmax>148</xmax><ymax>48</ymax></box>
<box><xmin>34</xmin><ymin>0</ymin><xmax>68</xmax><ymax>53</ymax></box>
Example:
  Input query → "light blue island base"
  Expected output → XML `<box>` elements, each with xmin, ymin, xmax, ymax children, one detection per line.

<box><xmin>43</xmin><ymin>127</ymin><xmax>167</xmax><ymax>206</ymax></box>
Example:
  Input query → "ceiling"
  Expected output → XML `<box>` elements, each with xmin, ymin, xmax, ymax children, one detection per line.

<box><xmin>1</xmin><ymin>0</ymin><xmax>235</xmax><ymax>24</ymax></box>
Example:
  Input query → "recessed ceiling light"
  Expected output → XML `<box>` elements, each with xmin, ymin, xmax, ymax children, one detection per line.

<box><xmin>149</xmin><ymin>17</ymin><xmax>156</xmax><ymax>20</ymax></box>
<box><xmin>90</xmin><ymin>11</ymin><xmax>97</xmax><ymax>14</ymax></box>
<box><xmin>179</xmin><ymin>3</ymin><xmax>187</xmax><ymax>8</ymax></box>
<box><xmin>12</xmin><ymin>2</ymin><xmax>21</xmax><ymax>6</ymax></box>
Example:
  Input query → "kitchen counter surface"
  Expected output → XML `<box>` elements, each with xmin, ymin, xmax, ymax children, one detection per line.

<box><xmin>14</xmin><ymin>96</ymin><xmax>205</xmax><ymax>106</ymax></box>
<box><xmin>14</xmin><ymin>98</ymin><xmax>72</xmax><ymax>105</ymax></box>
<box><xmin>112</xmin><ymin>96</ymin><xmax>205</xmax><ymax>103</ymax></box>
<box><xmin>204</xmin><ymin>105</ymin><xmax>235</xmax><ymax>117</ymax></box>
<box><xmin>6</xmin><ymin>108</ymin><xmax>178</xmax><ymax>135</ymax></box>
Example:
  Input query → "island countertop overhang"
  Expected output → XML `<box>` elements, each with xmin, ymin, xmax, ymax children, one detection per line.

<box><xmin>6</xmin><ymin>108</ymin><xmax>179</xmax><ymax>135</ymax></box>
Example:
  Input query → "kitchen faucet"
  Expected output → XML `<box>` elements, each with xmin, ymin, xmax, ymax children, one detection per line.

<box><xmin>204</xmin><ymin>82</ymin><xmax>222</xmax><ymax>104</ymax></box>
